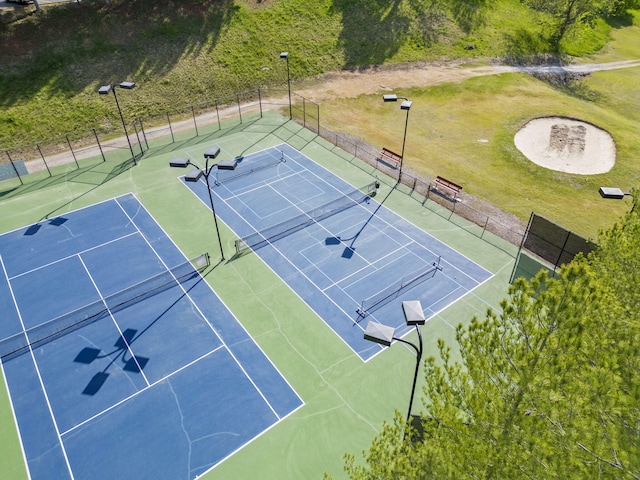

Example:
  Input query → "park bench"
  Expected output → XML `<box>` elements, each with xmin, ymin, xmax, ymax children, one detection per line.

<box><xmin>432</xmin><ymin>176</ymin><xmax>462</xmax><ymax>199</ymax></box>
<box><xmin>378</xmin><ymin>147</ymin><xmax>402</xmax><ymax>168</ymax></box>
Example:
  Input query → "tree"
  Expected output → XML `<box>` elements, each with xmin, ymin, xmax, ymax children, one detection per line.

<box><xmin>338</xmin><ymin>200</ymin><xmax>640</xmax><ymax>479</ymax></box>
<box><xmin>520</xmin><ymin>0</ymin><xmax>640</xmax><ymax>51</ymax></box>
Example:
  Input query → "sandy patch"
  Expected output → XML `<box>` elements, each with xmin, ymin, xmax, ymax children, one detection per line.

<box><xmin>514</xmin><ymin>117</ymin><xmax>616</xmax><ymax>175</ymax></box>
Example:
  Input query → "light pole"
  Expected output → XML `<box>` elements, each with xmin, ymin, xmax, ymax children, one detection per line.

<box><xmin>382</xmin><ymin>94</ymin><xmax>412</xmax><ymax>183</ymax></box>
<box><xmin>280</xmin><ymin>52</ymin><xmax>292</xmax><ymax>120</ymax></box>
<box><xmin>99</xmin><ymin>81</ymin><xmax>137</xmax><ymax>165</ymax></box>
<box><xmin>170</xmin><ymin>150</ymin><xmax>225</xmax><ymax>261</ymax></box>
<box><xmin>364</xmin><ymin>300</ymin><xmax>425</xmax><ymax>423</ymax></box>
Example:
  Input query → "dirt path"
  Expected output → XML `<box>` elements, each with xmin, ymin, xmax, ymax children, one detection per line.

<box><xmin>295</xmin><ymin>59</ymin><xmax>640</xmax><ymax>102</ymax></box>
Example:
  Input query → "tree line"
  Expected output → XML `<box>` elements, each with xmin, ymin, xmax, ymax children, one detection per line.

<box><xmin>333</xmin><ymin>191</ymin><xmax>639</xmax><ymax>479</ymax></box>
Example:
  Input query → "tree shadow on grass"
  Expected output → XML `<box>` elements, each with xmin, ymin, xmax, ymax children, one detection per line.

<box><xmin>0</xmin><ymin>0</ymin><xmax>237</xmax><ymax>107</ymax></box>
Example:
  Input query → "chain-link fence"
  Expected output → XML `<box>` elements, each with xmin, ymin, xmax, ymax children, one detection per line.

<box><xmin>0</xmin><ymin>88</ymin><xmax>288</xmax><ymax>189</ymax></box>
<box><xmin>2</xmin><ymin>87</ymin><xmax>524</xmax><ymax>256</ymax></box>
<box><xmin>317</xmin><ymin>124</ymin><xmax>525</xmax><ymax>255</ymax></box>
<box><xmin>509</xmin><ymin>212</ymin><xmax>595</xmax><ymax>282</ymax></box>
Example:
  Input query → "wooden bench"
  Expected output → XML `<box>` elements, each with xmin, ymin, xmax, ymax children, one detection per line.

<box><xmin>378</xmin><ymin>147</ymin><xmax>402</xmax><ymax>168</ymax></box>
<box><xmin>433</xmin><ymin>176</ymin><xmax>463</xmax><ymax>198</ymax></box>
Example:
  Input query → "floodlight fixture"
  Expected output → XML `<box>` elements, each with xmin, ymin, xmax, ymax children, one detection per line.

<box><xmin>364</xmin><ymin>321</ymin><xmax>395</xmax><ymax>347</ymax></box>
<box><xmin>169</xmin><ymin>150</ymin><xmax>225</xmax><ymax>261</ymax></box>
<box><xmin>599</xmin><ymin>186</ymin><xmax>635</xmax><ymax>213</ymax></box>
<box><xmin>363</xmin><ymin>300</ymin><xmax>425</xmax><ymax>422</ymax></box>
<box><xmin>599</xmin><ymin>187</ymin><xmax>627</xmax><ymax>199</ymax></box>
<box><xmin>402</xmin><ymin>300</ymin><xmax>425</xmax><ymax>325</ymax></box>
<box><xmin>169</xmin><ymin>158</ymin><xmax>190</xmax><ymax>168</ymax></box>
<box><xmin>99</xmin><ymin>81</ymin><xmax>137</xmax><ymax>164</ymax></box>
<box><xmin>279</xmin><ymin>52</ymin><xmax>292</xmax><ymax>119</ymax></box>
<box><xmin>382</xmin><ymin>93</ymin><xmax>412</xmax><ymax>182</ymax></box>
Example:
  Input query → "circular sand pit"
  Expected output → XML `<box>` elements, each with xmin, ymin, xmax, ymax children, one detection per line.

<box><xmin>514</xmin><ymin>117</ymin><xmax>616</xmax><ymax>174</ymax></box>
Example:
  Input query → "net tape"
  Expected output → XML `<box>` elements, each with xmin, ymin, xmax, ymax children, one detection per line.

<box><xmin>0</xmin><ymin>253</ymin><xmax>210</xmax><ymax>361</ymax></box>
<box><xmin>214</xmin><ymin>151</ymin><xmax>286</xmax><ymax>186</ymax></box>
<box><xmin>357</xmin><ymin>256</ymin><xmax>442</xmax><ymax>317</ymax></box>
<box><xmin>235</xmin><ymin>181</ymin><xmax>379</xmax><ymax>254</ymax></box>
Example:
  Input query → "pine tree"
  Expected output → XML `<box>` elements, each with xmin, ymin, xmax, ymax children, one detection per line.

<box><xmin>339</xmin><ymin>196</ymin><xmax>640</xmax><ymax>479</ymax></box>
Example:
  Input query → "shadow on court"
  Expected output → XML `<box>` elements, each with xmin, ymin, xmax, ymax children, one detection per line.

<box><xmin>325</xmin><ymin>185</ymin><xmax>392</xmax><ymax>259</ymax></box>
<box><xmin>143</xmin><ymin>115</ymin><xmax>287</xmax><ymax>161</ymax></box>
<box><xmin>0</xmin><ymin>156</ymin><xmax>136</xmax><ymax>201</ymax></box>
<box><xmin>23</xmin><ymin>217</ymin><xmax>68</xmax><ymax>236</ymax></box>
<box><xmin>72</xmin><ymin>262</ymin><xmax>221</xmax><ymax>396</ymax></box>
<box><xmin>36</xmin><ymin>158</ymin><xmax>135</xmax><ymax>224</ymax></box>
<box><xmin>76</xmin><ymin>328</ymin><xmax>149</xmax><ymax>396</ymax></box>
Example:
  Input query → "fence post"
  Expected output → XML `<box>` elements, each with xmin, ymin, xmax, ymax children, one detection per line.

<box><xmin>5</xmin><ymin>151</ymin><xmax>24</xmax><ymax>185</ymax></box>
<box><xmin>258</xmin><ymin>88</ymin><xmax>263</xmax><ymax>118</ymax></box>
<box><xmin>303</xmin><ymin>98</ymin><xmax>306</xmax><ymax>128</ymax></box>
<box><xmin>481</xmin><ymin>216</ymin><xmax>489</xmax><ymax>239</ymax></box>
<box><xmin>132</xmin><ymin>121</ymin><xmax>145</xmax><ymax>157</ymax></box>
<box><xmin>37</xmin><ymin>143</ymin><xmax>53</xmax><ymax>175</ymax></box>
<box><xmin>64</xmin><ymin>136</ymin><xmax>80</xmax><ymax>169</ymax></box>
<box><xmin>237</xmin><ymin>94</ymin><xmax>243</xmax><ymax>123</ymax></box>
<box><xmin>191</xmin><ymin>106</ymin><xmax>199</xmax><ymax>136</ymax></box>
<box><xmin>138</xmin><ymin>119</ymin><xmax>149</xmax><ymax>152</ymax></box>
<box><xmin>555</xmin><ymin>231</ymin><xmax>572</xmax><ymax>272</ymax></box>
<box><xmin>167</xmin><ymin>113</ymin><xmax>175</xmax><ymax>144</ymax></box>
<box><xmin>94</xmin><ymin>129</ymin><xmax>106</xmax><ymax>162</ymax></box>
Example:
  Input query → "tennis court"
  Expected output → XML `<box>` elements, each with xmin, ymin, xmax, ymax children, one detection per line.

<box><xmin>0</xmin><ymin>112</ymin><xmax>516</xmax><ymax>479</ymax></box>
<box><xmin>179</xmin><ymin>144</ymin><xmax>493</xmax><ymax>360</ymax></box>
<box><xmin>0</xmin><ymin>193</ymin><xmax>302</xmax><ymax>480</ymax></box>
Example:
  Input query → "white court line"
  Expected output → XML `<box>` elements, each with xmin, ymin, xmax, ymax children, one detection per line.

<box><xmin>0</xmin><ymin>254</ymin><xmax>33</xmax><ymax>480</ymax></box>
<box><xmin>60</xmin><ymin>345</ymin><xmax>226</xmax><ymax>437</ymax></box>
<box><xmin>0</xmin><ymin>360</ymin><xmax>32</xmax><ymax>480</ymax></box>
<box><xmin>0</xmin><ymin>196</ymin><xmax>119</xmax><ymax>237</ymax></box>
<box><xmin>76</xmin><ymin>254</ymin><xmax>151</xmax><ymax>388</ymax></box>
<box><xmin>0</xmin><ymin>254</ymin><xmax>76</xmax><ymax>479</ymax></box>
<box><xmin>7</xmin><ymin>231</ymin><xmax>139</xmax><ymax>281</ymax></box>
<box><xmin>215</xmin><ymin>164</ymin><xmax>303</xmax><ymax>203</ymax></box>
<box><xmin>224</xmin><ymin>146</ymin><xmax>493</xmax><ymax>350</ymax></box>
<box><xmin>114</xmin><ymin>195</ymin><xmax>285</xmax><ymax>420</ymax></box>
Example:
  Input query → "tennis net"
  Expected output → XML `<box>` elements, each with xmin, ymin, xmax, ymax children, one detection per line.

<box><xmin>235</xmin><ymin>180</ymin><xmax>379</xmax><ymax>254</ymax></box>
<box><xmin>0</xmin><ymin>253</ymin><xmax>210</xmax><ymax>361</ymax></box>
<box><xmin>357</xmin><ymin>256</ymin><xmax>442</xmax><ymax>317</ymax></box>
<box><xmin>214</xmin><ymin>151</ymin><xmax>286</xmax><ymax>186</ymax></box>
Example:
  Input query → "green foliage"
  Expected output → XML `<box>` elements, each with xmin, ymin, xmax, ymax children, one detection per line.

<box><xmin>341</xmin><ymin>209</ymin><xmax>640</xmax><ymax>479</ymax></box>
<box><xmin>520</xmin><ymin>0</ymin><xmax>639</xmax><ymax>50</ymax></box>
<box><xmin>0</xmin><ymin>0</ymin><xmax>628</xmax><ymax>149</ymax></box>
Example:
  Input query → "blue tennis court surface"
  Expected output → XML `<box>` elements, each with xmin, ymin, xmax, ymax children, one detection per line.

<box><xmin>0</xmin><ymin>194</ymin><xmax>302</xmax><ymax>480</ymax></box>
<box><xmin>181</xmin><ymin>144</ymin><xmax>493</xmax><ymax>360</ymax></box>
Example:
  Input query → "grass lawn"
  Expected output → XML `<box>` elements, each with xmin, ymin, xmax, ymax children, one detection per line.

<box><xmin>318</xmin><ymin>11</ymin><xmax>640</xmax><ymax>239</ymax></box>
